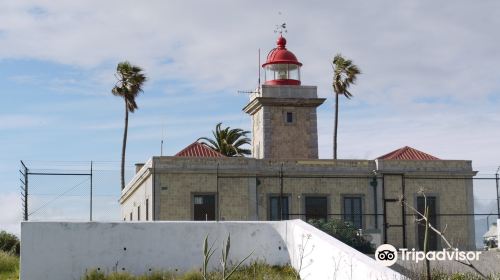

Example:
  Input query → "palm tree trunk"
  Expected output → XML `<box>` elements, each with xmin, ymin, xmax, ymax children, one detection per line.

<box><xmin>121</xmin><ymin>102</ymin><xmax>128</xmax><ymax>190</ymax></box>
<box><xmin>333</xmin><ymin>92</ymin><xmax>339</xmax><ymax>159</ymax></box>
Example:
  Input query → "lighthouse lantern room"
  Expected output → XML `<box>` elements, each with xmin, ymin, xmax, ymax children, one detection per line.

<box><xmin>243</xmin><ymin>31</ymin><xmax>325</xmax><ymax>159</ymax></box>
<box><xmin>262</xmin><ymin>36</ymin><xmax>302</xmax><ymax>86</ymax></box>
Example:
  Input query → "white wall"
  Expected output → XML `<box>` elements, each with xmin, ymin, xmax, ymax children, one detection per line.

<box><xmin>285</xmin><ymin>220</ymin><xmax>401</xmax><ymax>280</ymax></box>
<box><xmin>21</xmin><ymin>220</ymin><xmax>402</xmax><ymax>280</ymax></box>
<box><xmin>497</xmin><ymin>219</ymin><xmax>500</xmax><ymax>249</ymax></box>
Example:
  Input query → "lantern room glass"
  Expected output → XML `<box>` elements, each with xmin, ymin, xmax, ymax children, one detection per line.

<box><xmin>264</xmin><ymin>64</ymin><xmax>301</xmax><ymax>82</ymax></box>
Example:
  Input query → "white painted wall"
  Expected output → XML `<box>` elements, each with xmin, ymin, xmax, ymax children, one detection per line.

<box><xmin>285</xmin><ymin>220</ymin><xmax>401</xmax><ymax>280</ymax></box>
<box><xmin>497</xmin><ymin>219</ymin><xmax>500</xmax><ymax>248</ymax></box>
<box><xmin>21</xmin><ymin>220</ymin><xmax>402</xmax><ymax>280</ymax></box>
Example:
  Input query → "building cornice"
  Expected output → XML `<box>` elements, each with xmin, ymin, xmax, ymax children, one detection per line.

<box><xmin>242</xmin><ymin>97</ymin><xmax>326</xmax><ymax>115</ymax></box>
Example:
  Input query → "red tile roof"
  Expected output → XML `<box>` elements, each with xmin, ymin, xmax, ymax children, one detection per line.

<box><xmin>175</xmin><ymin>142</ymin><xmax>225</xmax><ymax>158</ymax></box>
<box><xmin>377</xmin><ymin>146</ymin><xmax>440</xmax><ymax>160</ymax></box>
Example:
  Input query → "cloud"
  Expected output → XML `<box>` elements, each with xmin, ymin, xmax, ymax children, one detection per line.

<box><xmin>0</xmin><ymin>192</ymin><xmax>22</xmax><ymax>235</ymax></box>
<box><xmin>0</xmin><ymin>1</ymin><xmax>497</xmax><ymax>100</ymax></box>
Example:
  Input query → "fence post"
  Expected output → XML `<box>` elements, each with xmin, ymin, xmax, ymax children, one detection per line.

<box><xmin>216</xmin><ymin>162</ymin><xmax>219</xmax><ymax>222</ymax></box>
<box><xmin>90</xmin><ymin>161</ymin><xmax>93</xmax><ymax>221</ymax></box>
<box><xmin>21</xmin><ymin>161</ymin><xmax>28</xmax><ymax>221</ymax></box>
<box><xmin>496</xmin><ymin>167</ymin><xmax>499</xmax><ymax>218</ymax></box>
<box><xmin>279</xmin><ymin>162</ymin><xmax>284</xmax><ymax>221</ymax></box>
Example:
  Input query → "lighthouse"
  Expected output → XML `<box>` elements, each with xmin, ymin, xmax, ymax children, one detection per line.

<box><xmin>243</xmin><ymin>35</ymin><xmax>325</xmax><ymax>159</ymax></box>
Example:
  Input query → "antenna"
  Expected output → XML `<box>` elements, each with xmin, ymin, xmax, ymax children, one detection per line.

<box><xmin>160</xmin><ymin>123</ymin><xmax>165</xmax><ymax>156</ymax></box>
<box><xmin>237</xmin><ymin>90</ymin><xmax>260</xmax><ymax>94</ymax></box>
<box><xmin>258</xmin><ymin>48</ymin><xmax>261</xmax><ymax>86</ymax></box>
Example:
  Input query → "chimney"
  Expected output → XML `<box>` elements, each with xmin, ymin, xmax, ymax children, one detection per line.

<box><xmin>135</xmin><ymin>163</ymin><xmax>145</xmax><ymax>174</ymax></box>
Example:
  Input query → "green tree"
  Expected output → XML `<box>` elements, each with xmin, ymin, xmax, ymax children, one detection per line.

<box><xmin>112</xmin><ymin>61</ymin><xmax>147</xmax><ymax>190</ymax></box>
<box><xmin>0</xmin><ymin>230</ymin><xmax>20</xmax><ymax>256</ymax></box>
<box><xmin>308</xmin><ymin>219</ymin><xmax>374</xmax><ymax>253</ymax></box>
<box><xmin>198</xmin><ymin>123</ymin><xmax>251</xmax><ymax>157</ymax></box>
<box><xmin>332</xmin><ymin>54</ymin><xmax>360</xmax><ymax>159</ymax></box>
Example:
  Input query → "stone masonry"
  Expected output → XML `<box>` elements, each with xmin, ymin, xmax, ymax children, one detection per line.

<box><xmin>243</xmin><ymin>85</ymin><xmax>325</xmax><ymax>159</ymax></box>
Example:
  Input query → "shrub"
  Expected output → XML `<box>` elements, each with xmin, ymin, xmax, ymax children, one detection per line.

<box><xmin>308</xmin><ymin>219</ymin><xmax>374</xmax><ymax>253</ymax></box>
<box><xmin>0</xmin><ymin>250</ymin><xmax>19</xmax><ymax>274</ymax></box>
<box><xmin>0</xmin><ymin>231</ymin><xmax>20</xmax><ymax>256</ymax></box>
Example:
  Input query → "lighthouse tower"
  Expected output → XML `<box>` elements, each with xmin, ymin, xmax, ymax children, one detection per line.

<box><xmin>243</xmin><ymin>35</ymin><xmax>325</xmax><ymax>159</ymax></box>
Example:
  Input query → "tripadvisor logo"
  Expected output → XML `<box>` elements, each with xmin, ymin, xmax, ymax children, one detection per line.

<box><xmin>375</xmin><ymin>244</ymin><xmax>398</xmax><ymax>266</ymax></box>
<box><xmin>375</xmin><ymin>244</ymin><xmax>482</xmax><ymax>267</ymax></box>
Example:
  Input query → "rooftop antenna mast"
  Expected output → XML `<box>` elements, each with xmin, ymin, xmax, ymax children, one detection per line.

<box><xmin>160</xmin><ymin>122</ymin><xmax>165</xmax><ymax>156</ymax></box>
<box><xmin>258</xmin><ymin>48</ymin><xmax>261</xmax><ymax>87</ymax></box>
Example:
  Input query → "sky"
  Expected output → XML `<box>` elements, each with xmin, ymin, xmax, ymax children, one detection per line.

<box><xmin>1</xmin><ymin>1</ymin><xmax>499</xmax><ymax>238</ymax></box>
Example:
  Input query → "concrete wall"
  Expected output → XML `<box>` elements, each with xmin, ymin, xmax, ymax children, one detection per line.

<box><xmin>285</xmin><ymin>220</ymin><xmax>402</xmax><ymax>280</ymax></box>
<box><xmin>498</xmin><ymin>219</ymin><xmax>500</xmax><ymax>249</ymax></box>
<box><xmin>21</xmin><ymin>220</ymin><xmax>403</xmax><ymax>280</ymax></box>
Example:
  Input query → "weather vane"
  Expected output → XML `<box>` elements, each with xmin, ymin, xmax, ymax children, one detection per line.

<box><xmin>274</xmin><ymin>22</ymin><xmax>287</xmax><ymax>35</ymax></box>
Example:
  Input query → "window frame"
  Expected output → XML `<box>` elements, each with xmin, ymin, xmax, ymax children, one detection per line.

<box><xmin>268</xmin><ymin>194</ymin><xmax>291</xmax><ymax>221</ymax></box>
<box><xmin>342</xmin><ymin>195</ymin><xmax>364</xmax><ymax>230</ymax></box>
<box><xmin>191</xmin><ymin>192</ymin><xmax>218</xmax><ymax>221</ymax></box>
<box><xmin>303</xmin><ymin>195</ymin><xmax>329</xmax><ymax>222</ymax></box>
<box><xmin>415</xmin><ymin>194</ymin><xmax>440</xmax><ymax>250</ymax></box>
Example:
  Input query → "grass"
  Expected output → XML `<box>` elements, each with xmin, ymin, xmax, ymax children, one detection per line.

<box><xmin>406</xmin><ymin>269</ymin><xmax>500</xmax><ymax>280</ymax></box>
<box><xmin>83</xmin><ymin>262</ymin><xmax>298</xmax><ymax>280</ymax></box>
<box><xmin>0</xmin><ymin>251</ymin><xmax>19</xmax><ymax>280</ymax></box>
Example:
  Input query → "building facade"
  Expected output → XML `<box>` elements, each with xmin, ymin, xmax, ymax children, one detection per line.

<box><xmin>120</xmin><ymin>35</ymin><xmax>476</xmax><ymax>250</ymax></box>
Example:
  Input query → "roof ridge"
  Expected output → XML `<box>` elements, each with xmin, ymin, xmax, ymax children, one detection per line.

<box><xmin>175</xmin><ymin>141</ymin><xmax>225</xmax><ymax>157</ymax></box>
<box><xmin>377</xmin><ymin>146</ymin><xmax>440</xmax><ymax>160</ymax></box>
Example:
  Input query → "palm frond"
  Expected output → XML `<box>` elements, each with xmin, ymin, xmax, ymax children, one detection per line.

<box><xmin>198</xmin><ymin>123</ymin><xmax>252</xmax><ymax>157</ymax></box>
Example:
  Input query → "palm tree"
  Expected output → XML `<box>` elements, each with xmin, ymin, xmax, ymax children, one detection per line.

<box><xmin>332</xmin><ymin>54</ymin><xmax>360</xmax><ymax>159</ymax></box>
<box><xmin>112</xmin><ymin>61</ymin><xmax>147</xmax><ymax>190</ymax></box>
<box><xmin>198</xmin><ymin>123</ymin><xmax>251</xmax><ymax>157</ymax></box>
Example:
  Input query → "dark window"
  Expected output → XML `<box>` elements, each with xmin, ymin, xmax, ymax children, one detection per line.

<box><xmin>137</xmin><ymin>206</ymin><xmax>140</xmax><ymax>221</ymax></box>
<box><xmin>343</xmin><ymin>197</ymin><xmax>363</xmax><ymax>229</ymax></box>
<box><xmin>417</xmin><ymin>196</ymin><xmax>438</xmax><ymax>250</ymax></box>
<box><xmin>123</xmin><ymin>217</ymin><xmax>126</xmax><ymax>221</ymax></box>
<box><xmin>193</xmin><ymin>194</ymin><xmax>216</xmax><ymax>221</ymax></box>
<box><xmin>269</xmin><ymin>196</ymin><xmax>289</xmax><ymax>220</ymax></box>
<box><xmin>129</xmin><ymin>212</ymin><xmax>132</xmax><ymax>221</ymax></box>
<box><xmin>305</xmin><ymin>196</ymin><xmax>328</xmax><ymax>222</ymax></box>
<box><xmin>286</xmin><ymin>112</ymin><xmax>293</xmax><ymax>123</ymax></box>
<box><xmin>146</xmin><ymin>199</ymin><xmax>149</xmax><ymax>221</ymax></box>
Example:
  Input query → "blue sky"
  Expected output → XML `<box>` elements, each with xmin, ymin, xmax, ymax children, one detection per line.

<box><xmin>1</xmin><ymin>1</ymin><xmax>500</xmax><ymax>235</ymax></box>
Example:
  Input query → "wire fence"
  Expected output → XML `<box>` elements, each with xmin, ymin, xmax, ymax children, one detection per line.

<box><xmin>20</xmin><ymin>161</ymin><xmax>132</xmax><ymax>222</ymax></box>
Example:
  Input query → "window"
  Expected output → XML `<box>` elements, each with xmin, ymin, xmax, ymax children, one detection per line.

<box><xmin>129</xmin><ymin>212</ymin><xmax>132</xmax><ymax>221</ymax></box>
<box><xmin>305</xmin><ymin>196</ymin><xmax>328</xmax><ymax>221</ymax></box>
<box><xmin>146</xmin><ymin>199</ymin><xmax>149</xmax><ymax>221</ymax></box>
<box><xmin>343</xmin><ymin>197</ymin><xmax>363</xmax><ymax>229</ymax></box>
<box><xmin>417</xmin><ymin>196</ymin><xmax>438</xmax><ymax>250</ymax></box>
<box><xmin>193</xmin><ymin>194</ymin><xmax>216</xmax><ymax>221</ymax></box>
<box><xmin>137</xmin><ymin>206</ymin><xmax>141</xmax><ymax>221</ymax></box>
<box><xmin>269</xmin><ymin>196</ymin><xmax>289</xmax><ymax>220</ymax></box>
<box><xmin>286</xmin><ymin>112</ymin><xmax>293</xmax><ymax>123</ymax></box>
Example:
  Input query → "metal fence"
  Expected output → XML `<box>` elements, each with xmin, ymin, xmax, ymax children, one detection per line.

<box><xmin>19</xmin><ymin>160</ymin><xmax>131</xmax><ymax>222</ymax></box>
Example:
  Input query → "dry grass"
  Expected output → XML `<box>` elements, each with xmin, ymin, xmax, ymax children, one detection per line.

<box><xmin>0</xmin><ymin>251</ymin><xmax>19</xmax><ymax>280</ymax></box>
<box><xmin>83</xmin><ymin>262</ymin><xmax>297</xmax><ymax>280</ymax></box>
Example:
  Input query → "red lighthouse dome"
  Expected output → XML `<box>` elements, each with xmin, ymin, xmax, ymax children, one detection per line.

<box><xmin>262</xmin><ymin>35</ymin><xmax>302</xmax><ymax>86</ymax></box>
